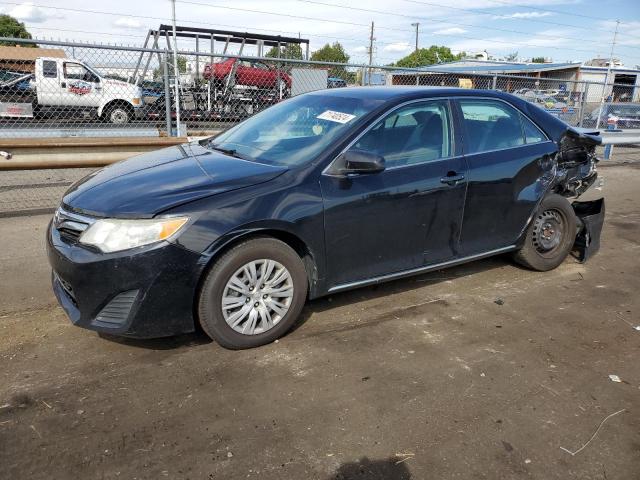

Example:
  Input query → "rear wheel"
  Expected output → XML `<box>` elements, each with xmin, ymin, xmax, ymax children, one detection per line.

<box><xmin>513</xmin><ymin>194</ymin><xmax>577</xmax><ymax>271</ymax></box>
<box><xmin>198</xmin><ymin>237</ymin><xmax>308</xmax><ymax>349</ymax></box>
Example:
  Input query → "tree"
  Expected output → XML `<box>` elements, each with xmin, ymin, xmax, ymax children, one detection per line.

<box><xmin>394</xmin><ymin>45</ymin><xmax>462</xmax><ymax>68</ymax></box>
<box><xmin>310</xmin><ymin>42</ymin><xmax>350</xmax><ymax>78</ymax></box>
<box><xmin>265</xmin><ymin>44</ymin><xmax>303</xmax><ymax>60</ymax></box>
<box><xmin>153</xmin><ymin>54</ymin><xmax>187</xmax><ymax>80</ymax></box>
<box><xmin>531</xmin><ymin>56</ymin><xmax>546</xmax><ymax>63</ymax></box>
<box><xmin>504</xmin><ymin>51</ymin><xmax>519</xmax><ymax>62</ymax></box>
<box><xmin>0</xmin><ymin>14</ymin><xmax>36</xmax><ymax>47</ymax></box>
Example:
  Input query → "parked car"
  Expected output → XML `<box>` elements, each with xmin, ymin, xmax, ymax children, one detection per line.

<box><xmin>203</xmin><ymin>58</ymin><xmax>291</xmax><ymax>91</ymax></box>
<box><xmin>47</xmin><ymin>88</ymin><xmax>603</xmax><ymax>349</ymax></box>
<box><xmin>327</xmin><ymin>77</ymin><xmax>347</xmax><ymax>88</ymax></box>
<box><xmin>586</xmin><ymin>103</ymin><xmax>640</xmax><ymax>128</ymax></box>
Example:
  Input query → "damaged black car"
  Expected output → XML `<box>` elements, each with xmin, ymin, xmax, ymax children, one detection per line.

<box><xmin>47</xmin><ymin>87</ymin><xmax>604</xmax><ymax>349</ymax></box>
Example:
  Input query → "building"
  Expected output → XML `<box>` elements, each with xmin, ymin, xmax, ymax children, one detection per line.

<box><xmin>0</xmin><ymin>45</ymin><xmax>66</xmax><ymax>73</ymax></box>
<box><xmin>388</xmin><ymin>59</ymin><xmax>640</xmax><ymax>102</ymax></box>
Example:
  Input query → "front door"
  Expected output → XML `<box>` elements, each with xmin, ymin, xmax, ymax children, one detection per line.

<box><xmin>320</xmin><ymin>99</ymin><xmax>468</xmax><ymax>287</ymax></box>
<box><xmin>59</xmin><ymin>61</ymin><xmax>102</xmax><ymax>108</ymax></box>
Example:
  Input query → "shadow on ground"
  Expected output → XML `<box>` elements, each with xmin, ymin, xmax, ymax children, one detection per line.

<box><xmin>327</xmin><ymin>457</ymin><xmax>412</xmax><ymax>480</ymax></box>
<box><xmin>97</xmin><ymin>254</ymin><xmax>513</xmax><ymax>351</ymax></box>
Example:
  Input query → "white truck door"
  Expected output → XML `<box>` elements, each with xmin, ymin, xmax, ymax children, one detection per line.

<box><xmin>59</xmin><ymin>60</ymin><xmax>103</xmax><ymax>108</ymax></box>
<box><xmin>35</xmin><ymin>58</ymin><xmax>63</xmax><ymax>106</ymax></box>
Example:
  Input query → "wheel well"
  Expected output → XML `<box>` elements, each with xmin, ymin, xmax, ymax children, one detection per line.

<box><xmin>101</xmin><ymin>100</ymin><xmax>134</xmax><ymax>118</ymax></box>
<box><xmin>192</xmin><ymin>230</ymin><xmax>318</xmax><ymax>330</ymax></box>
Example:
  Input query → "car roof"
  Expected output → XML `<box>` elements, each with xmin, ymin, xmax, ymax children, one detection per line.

<box><xmin>307</xmin><ymin>86</ymin><xmax>574</xmax><ymax>143</ymax></box>
<box><xmin>308</xmin><ymin>86</ymin><xmax>521</xmax><ymax>102</ymax></box>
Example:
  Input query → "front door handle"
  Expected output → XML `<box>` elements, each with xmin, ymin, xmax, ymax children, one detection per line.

<box><xmin>440</xmin><ymin>172</ymin><xmax>465</xmax><ymax>186</ymax></box>
<box><xmin>61</xmin><ymin>82</ymin><xmax>66</xmax><ymax>88</ymax></box>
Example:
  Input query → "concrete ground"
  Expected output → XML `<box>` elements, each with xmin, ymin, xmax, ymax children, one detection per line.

<box><xmin>1</xmin><ymin>164</ymin><xmax>639</xmax><ymax>480</ymax></box>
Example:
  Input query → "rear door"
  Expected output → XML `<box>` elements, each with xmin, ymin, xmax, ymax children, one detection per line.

<box><xmin>455</xmin><ymin>97</ymin><xmax>557</xmax><ymax>255</ymax></box>
<box><xmin>320</xmin><ymin>99</ymin><xmax>468</xmax><ymax>287</ymax></box>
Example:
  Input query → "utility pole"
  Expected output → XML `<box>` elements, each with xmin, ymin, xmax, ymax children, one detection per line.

<box><xmin>411</xmin><ymin>22</ymin><xmax>420</xmax><ymax>52</ymax></box>
<box><xmin>171</xmin><ymin>0</ymin><xmax>181</xmax><ymax>136</ymax></box>
<box><xmin>595</xmin><ymin>19</ymin><xmax>619</xmax><ymax>129</ymax></box>
<box><xmin>367</xmin><ymin>21</ymin><xmax>375</xmax><ymax>86</ymax></box>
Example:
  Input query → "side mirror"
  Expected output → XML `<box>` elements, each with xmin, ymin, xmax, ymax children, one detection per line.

<box><xmin>338</xmin><ymin>149</ymin><xmax>385</xmax><ymax>175</ymax></box>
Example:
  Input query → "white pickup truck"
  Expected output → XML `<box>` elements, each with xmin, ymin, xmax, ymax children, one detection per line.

<box><xmin>0</xmin><ymin>57</ymin><xmax>144</xmax><ymax>124</ymax></box>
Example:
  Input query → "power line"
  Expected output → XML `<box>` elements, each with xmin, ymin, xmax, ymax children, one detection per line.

<box><xmin>292</xmin><ymin>0</ymin><xmax>640</xmax><ymax>51</ymax></box>
<box><xmin>2</xmin><ymin>1</ymin><xmax>639</xmax><ymax>61</ymax></box>
<box><xmin>0</xmin><ymin>2</ymin><xmax>373</xmax><ymax>48</ymax></box>
<box><xmin>173</xmin><ymin>1</ymin><xmax>640</xmax><ymax>58</ymax></box>
<box><xmin>480</xmin><ymin>0</ymin><xmax>635</xmax><ymax>25</ymax></box>
<box><xmin>401</xmin><ymin>0</ymin><xmax>640</xmax><ymax>41</ymax></box>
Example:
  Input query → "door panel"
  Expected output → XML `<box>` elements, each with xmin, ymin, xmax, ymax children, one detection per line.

<box><xmin>60</xmin><ymin>62</ymin><xmax>102</xmax><ymax>108</ymax></box>
<box><xmin>320</xmin><ymin>99</ymin><xmax>467</xmax><ymax>287</ymax></box>
<box><xmin>321</xmin><ymin>158</ymin><xmax>467</xmax><ymax>285</ymax></box>
<box><xmin>460</xmin><ymin>143</ymin><xmax>557</xmax><ymax>254</ymax></box>
<box><xmin>456</xmin><ymin>98</ymin><xmax>559</xmax><ymax>255</ymax></box>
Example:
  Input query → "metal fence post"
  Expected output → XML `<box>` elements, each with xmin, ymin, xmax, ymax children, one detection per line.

<box><xmin>578</xmin><ymin>81</ymin><xmax>587</xmax><ymax>127</ymax></box>
<box><xmin>491</xmin><ymin>75</ymin><xmax>497</xmax><ymax>90</ymax></box>
<box><xmin>163</xmin><ymin>52</ymin><xmax>173</xmax><ymax>137</ymax></box>
<box><xmin>604</xmin><ymin>117</ymin><xmax>618</xmax><ymax>160</ymax></box>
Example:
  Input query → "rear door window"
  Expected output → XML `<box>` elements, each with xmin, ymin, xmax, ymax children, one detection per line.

<box><xmin>459</xmin><ymin>99</ymin><xmax>525</xmax><ymax>154</ymax></box>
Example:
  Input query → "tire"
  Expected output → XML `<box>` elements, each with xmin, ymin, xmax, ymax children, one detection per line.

<box><xmin>198</xmin><ymin>237</ymin><xmax>308</xmax><ymax>349</ymax></box>
<box><xmin>105</xmin><ymin>104</ymin><xmax>131</xmax><ymax>124</ymax></box>
<box><xmin>513</xmin><ymin>194</ymin><xmax>577</xmax><ymax>271</ymax></box>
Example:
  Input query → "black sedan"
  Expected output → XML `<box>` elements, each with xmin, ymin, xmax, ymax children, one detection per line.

<box><xmin>47</xmin><ymin>87</ymin><xmax>604</xmax><ymax>349</ymax></box>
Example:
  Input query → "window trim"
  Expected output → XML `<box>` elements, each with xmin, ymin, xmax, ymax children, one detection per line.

<box><xmin>453</xmin><ymin>96</ymin><xmax>551</xmax><ymax>156</ymax></box>
<box><xmin>322</xmin><ymin>98</ymin><xmax>456</xmax><ymax>177</ymax></box>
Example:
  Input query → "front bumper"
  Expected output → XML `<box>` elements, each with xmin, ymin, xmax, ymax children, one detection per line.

<box><xmin>46</xmin><ymin>220</ymin><xmax>206</xmax><ymax>338</ymax></box>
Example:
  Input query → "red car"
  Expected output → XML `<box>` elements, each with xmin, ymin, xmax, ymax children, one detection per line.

<box><xmin>203</xmin><ymin>58</ymin><xmax>291</xmax><ymax>90</ymax></box>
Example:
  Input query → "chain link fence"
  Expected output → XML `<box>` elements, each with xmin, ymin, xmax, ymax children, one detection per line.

<box><xmin>0</xmin><ymin>36</ymin><xmax>639</xmax><ymax>215</ymax></box>
<box><xmin>1</xmin><ymin>37</ymin><xmax>639</xmax><ymax>135</ymax></box>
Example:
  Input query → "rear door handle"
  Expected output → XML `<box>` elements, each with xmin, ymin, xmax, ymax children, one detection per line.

<box><xmin>440</xmin><ymin>173</ymin><xmax>465</xmax><ymax>185</ymax></box>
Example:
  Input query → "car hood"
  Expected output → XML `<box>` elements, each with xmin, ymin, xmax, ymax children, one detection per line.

<box><xmin>62</xmin><ymin>143</ymin><xmax>287</xmax><ymax>218</ymax></box>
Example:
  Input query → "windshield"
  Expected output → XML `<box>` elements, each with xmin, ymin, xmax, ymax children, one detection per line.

<box><xmin>207</xmin><ymin>93</ymin><xmax>384</xmax><ymax>166</ymax></box>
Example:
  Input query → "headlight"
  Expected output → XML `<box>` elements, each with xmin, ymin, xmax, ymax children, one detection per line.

<box><xmin>79</xmin><ymin>217</ymin><xmax>189</xmax><ymax>253</ymax></box>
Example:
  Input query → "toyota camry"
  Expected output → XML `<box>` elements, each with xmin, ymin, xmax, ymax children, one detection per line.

<box><xmin>47</xmin><ymin>87</ymin><xmax>604</xmax><ymax>349</ymax></box>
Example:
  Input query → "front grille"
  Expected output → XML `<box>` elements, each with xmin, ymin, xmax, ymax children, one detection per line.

<box><xmin>54</xmin><ymin>207</ymin><xmax>92</xmax><ymax>243</ymax></box>
<box><xmin>94</xmin><ymin>290</ymin><xmax>139</xmax><ymax>327</ymax></box>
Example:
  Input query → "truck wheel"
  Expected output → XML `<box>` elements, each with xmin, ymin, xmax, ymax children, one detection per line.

<box><xmin>198</xmin><ymin>237</ymin><xmax>308</xmax><ymax>349</ymax></box>
<box><xmin>105</xmin><ymin>105</ymin><xmax>131</xmax><ymax>124</ymax></box>
<box><xmin>513</xmin><ymin>194</ymin><xmax>577</xmax><ymax>271</ymax></box>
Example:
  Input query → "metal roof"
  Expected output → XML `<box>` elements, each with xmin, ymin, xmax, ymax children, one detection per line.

<box><xmin>394</xmin><ymin>59</ymin><xmax>581</xmax><ymax>75</ymax></box>
<box><xmin>0</xmin><ymin>45</ymin><xmax>66</xmax><ymax>61</ymax></box>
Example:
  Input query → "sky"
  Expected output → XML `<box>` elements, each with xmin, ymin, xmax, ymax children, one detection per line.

<box><xmin>1</xmin><ymin>0</ymin><xmax>640</xmax><ymax>67</ymax></box>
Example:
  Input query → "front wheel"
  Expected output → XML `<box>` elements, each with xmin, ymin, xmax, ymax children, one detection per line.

<box><xmin>513</xmin><ymin>194</ymin><xmax>577</xmax><ymax>271</ymax></box>
<box><xmin>105</xmin><ymin>104</ymin><xmax>131</xmax><ymax>124</ymax></box>
<box><xmin>198</xmin><ymin>237</ymin><xmax>308</xmax><ymax>349</ymax></box>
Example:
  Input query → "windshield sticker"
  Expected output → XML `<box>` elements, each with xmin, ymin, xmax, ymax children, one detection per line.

<box><xmin>316</xmin><ymin>110</ymin><xmax>356</xmax><ymax>124</ymax></box>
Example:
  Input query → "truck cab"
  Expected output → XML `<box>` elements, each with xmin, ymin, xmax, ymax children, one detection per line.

<box><xmin>34</xmin><ymin>57</ymin><xmax>143</xmax><ymax>124</ymax></box>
